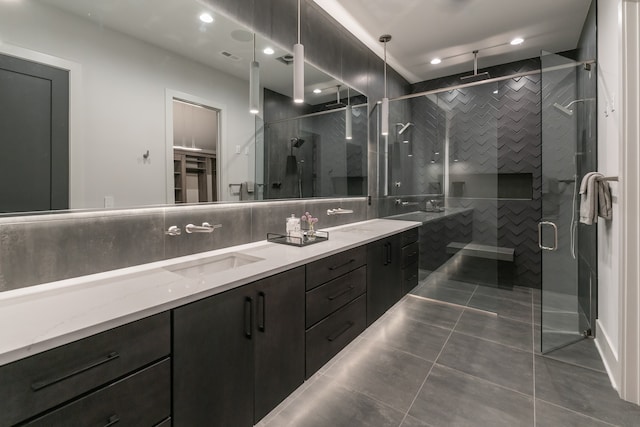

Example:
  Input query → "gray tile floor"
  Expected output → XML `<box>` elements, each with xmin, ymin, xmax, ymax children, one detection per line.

<box><xmin>257</xmin><ymin>271</ymin><xmax>640</xmax><ymax>427</ymax></box>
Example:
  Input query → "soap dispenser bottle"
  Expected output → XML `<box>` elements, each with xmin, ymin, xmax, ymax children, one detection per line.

<box><xmin>286</xmin><ymin>214</ymin><xmax>301</xmax><ymax>242</ymax></box>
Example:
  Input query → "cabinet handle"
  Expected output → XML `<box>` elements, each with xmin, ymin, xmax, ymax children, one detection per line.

<box><xmin>406</xmin><ymin>274</ymin><xmax>417</xmax><ymax>282</ymax></box>
<box><xmin>382</xmin><ymin>243</ymin><xmax>388</xmax><ymax>266</ymax></box>
<box><xmin>31</xmin><ymin>351</ymin><xmax>120</xmax><ymax>391</ymax></box>
<box><xmin>244</xmin><ymin>297</ymin><xmax>253</xmax><ymax>338</ymax></box>
<box><xmin>328</xmin><ymin>258</ymin><xmax>356</xmax><ymax>271</ymax></box>
<box><xmin>104</xmin><ymin>415</ymin><xmax>120</xmax><ymax>427</ymax></box>
<box><xmin>327</xmin><ymin>286</ymin><xmax>355</xmax><ymax>301</ymax></box>
<box><xmin>386</xmin><ymin>242</ymin><xmax>392</xmax><ymax>264</ymax></box>
<box><xmin>407</xmin><ymin>251</ymin><xmax>417</xmax><ymax>258</ymax></box>
<box><xmin>258</xmin><ymin>292</ymin><xmax>266</xmax><ymax>332</ymax></box>
<box><xmin>327</xmin><ymin>321</ymin><xmax>355</xmax><ymax>342</ymax></box>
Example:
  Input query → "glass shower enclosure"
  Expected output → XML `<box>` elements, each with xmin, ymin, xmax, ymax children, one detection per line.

<box><xmin>378</xmin><ymin>52</ymin><xmax>597</xmax><ymax>353</ymax></box>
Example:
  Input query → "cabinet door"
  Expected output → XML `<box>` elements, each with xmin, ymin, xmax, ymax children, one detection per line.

<box><xmin>254</xmin><ymin>267</ymin><xmax>305</xmax><ymax>423</ymax></box>
<box><xmin>173</xmin><ymin>286</ymin><xmax>255</xmax><ymax>427</ymax></box>
<box><xmin>366</xmin><ymin>235</ymin><xmax>402</xmax><ymax>325</ymax></box>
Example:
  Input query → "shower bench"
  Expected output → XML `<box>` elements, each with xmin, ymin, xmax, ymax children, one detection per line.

<box><xmin>446</xmin><ymin>242</ymin><xmax>515</xmax><ymax>262</ymax></box>
<box><xmin>446</xmin><ymin>242</ymin><xmax>515</xmax><ymax>285</ymax></box>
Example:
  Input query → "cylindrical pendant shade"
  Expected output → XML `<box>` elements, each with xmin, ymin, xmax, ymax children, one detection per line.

<box><xmin>345</xmin><ymin>105</ymin><xmax>353</xmax><ymax>140</ymax></box>
<box><xmin>293</xmin><ymin>43</ymin><xmax>304</xmax><ymax>103</ymax></box>
<box><xmin>250</xmin><ymin>60</ymin><xmax>260</xmax><ymax>114</ymax></box>
<box><xmin>381</xmin><ymin>97</ymin><xmax>389</xmax><ymax>136</ymax></box>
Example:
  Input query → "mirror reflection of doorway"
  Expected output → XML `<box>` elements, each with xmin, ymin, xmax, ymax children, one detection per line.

<box><xmin>172</xmin><ymin>99</ymin><xmax>218</xmax><ymax>204</ymax></box>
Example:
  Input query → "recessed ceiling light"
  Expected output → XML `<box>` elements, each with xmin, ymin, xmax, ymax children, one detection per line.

<box><xmin>199</xmin><ymin>13</ymin><xmax>214</xmax><ymax>23</ymax></box>
<box><xmin>510</xmin><ymin>37</ymin><xmax>524</xmax><ymax>45</ymax></box>
<box><xmin>430</xmin><ymin>58</ymin><xmax>442</xmax><ymax>65</ymax></box>
<box><xmin>263</xmin><ymin>47</ymin><xmax>275</xmax><ymax>55</ymax></box>
<box><xmin>493</xmin><ymin>90</ymin><xmax>498</xmax><ymax>94</ymax></box>
<box><xmin>313</xmin><ymin>88</ymin><xmax>322</xmax><ymax>94</ymax></box>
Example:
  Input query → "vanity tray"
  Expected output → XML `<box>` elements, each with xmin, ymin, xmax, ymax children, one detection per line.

<box><xmin>267</xmin><ymin>230</ymin><xmax>329</xmax><ymax>247</ymax></box>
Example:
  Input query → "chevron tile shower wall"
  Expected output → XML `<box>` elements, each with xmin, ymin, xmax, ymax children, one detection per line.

<box><xmin>408</xmin><ymin>59</ymin><xmax>543</xmax><ymax>288</ymax></box>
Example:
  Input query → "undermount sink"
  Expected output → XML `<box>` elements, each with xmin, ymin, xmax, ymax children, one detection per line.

<box><xmin>166</xmin><ymin>252</ymin><xmax>264</xmax><ymax>278</ymax></box>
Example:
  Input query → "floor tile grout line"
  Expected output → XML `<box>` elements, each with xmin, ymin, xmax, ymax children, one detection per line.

<box><xmin>451</xmin><ymin>328</ymin><xmax>533</xmax><ymax>354</ymax></box>
<box><xmin>408</xmin><ymin>293</ymin><xmax>497</xmax><ymax>317</ymax></box>
<box><xmin>432</xmin><ymin>361</ymin><xmax>538</xmax><ymax>400</ymax></box>
<box><xmin>357</xmin><ymin>336</ymin><xmax>440</xmax><ymax>365</ymax></box>
<box><xmin>533</xmin><ymin>397</ymin><xmax>620</xmax><ymax>427</ymax></box>
<box><xmin>464</xmin><ymin>283</ymin><xmax>479</xmax><ymax>306</ymax></box>
<box><xmin>539</xmin><ymin>352</ymin><xmax>611</xmax><ymax>375</ymax></box>
<box><xmin>317</xmin><ymin>368</ymin><xmax>419</xmax><ymax>419</ymax></box>
<box><xmin>398</xmin><ymin>305</ymin><xmax>466</xmax><ymax>426</ymax></box>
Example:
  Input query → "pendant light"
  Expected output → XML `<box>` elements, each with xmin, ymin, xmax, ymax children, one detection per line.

<box><xmin>249</xmin><ymin>34</ymin><xmax>260</xmax><ymax>114</ymax></box>
<box><xmin>345</xmin><ymin>87</ymin><xmax>353</xmax><ymax>140</ymax></box>
<box><xmin>379</xmin><ymin>34</ymin><xmax>391</xmax><ymax>136</ymax></box>
<box><xmin>293</xmin><ymin>0</ymin><xmax>304</xmax><ymax>103</ymax></box>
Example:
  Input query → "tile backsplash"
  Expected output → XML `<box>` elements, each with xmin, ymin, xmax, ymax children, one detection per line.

<box><xmin>0</xmin><ymin>198</ymin><xmax>368</xmax><ymax>292</ymax></box>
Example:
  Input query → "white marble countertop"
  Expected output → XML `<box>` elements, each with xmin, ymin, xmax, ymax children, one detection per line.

<box><xmin>0</xmin><ymin>219</ymin><xmax>420</xmax><ymax>366</ymax></box>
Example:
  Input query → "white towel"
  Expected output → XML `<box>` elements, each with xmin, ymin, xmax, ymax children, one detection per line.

<box><xmin>579</xmin><ymin>172</ymin><xmax>602</xmax><ymax>225</ymax></box>
<box><xmin>579</xmin><ymin>172</ymin><xmax>613</xmax><ymax>224</ymax></box>
<box><xmin>597</xmin><ymin>178</ymin><xmax>612</xmax><ymax>220</ymax></box>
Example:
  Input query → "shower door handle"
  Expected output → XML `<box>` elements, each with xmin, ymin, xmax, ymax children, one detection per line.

<box><xmin>538</xmin><ymin>221</ymin><xmax>558</xmax><ymax>251</ymax></box>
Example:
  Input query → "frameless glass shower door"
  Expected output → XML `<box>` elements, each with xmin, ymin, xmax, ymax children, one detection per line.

<box><xmin>540</xmin><ymin>52</ymin><xmax>594</xmax><ymax>352</ymax></box>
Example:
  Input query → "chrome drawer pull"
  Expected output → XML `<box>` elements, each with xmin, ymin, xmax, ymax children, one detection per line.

<box><xmin>327</xmin><ymin>286</ymin><xmax>355</xmax><ymax>301</ymax></box>
<box><xmin>31</xmin><ymin>352</ymin><xmax>120</xmax><ymax>391</ymax></box>
<box><xmin>327</xmin><ymin>321</ymin><xmax>355</xmax><ymax>342</ymax></box>
<box><xmin>328</xmin><ymin>259</ymin><xmax>356</xmax><ymax>271</ymax></box>
<box><xmin>104</xmin><ymin>415</ymin><xmax>120</xmax><ymax>427</ymax></box>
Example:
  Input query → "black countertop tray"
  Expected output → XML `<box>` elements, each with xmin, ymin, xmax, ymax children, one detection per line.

<box><xmin>267</xmin><ymin>230</ymin><xmax>329</xmax><ymax>247</ymax></box>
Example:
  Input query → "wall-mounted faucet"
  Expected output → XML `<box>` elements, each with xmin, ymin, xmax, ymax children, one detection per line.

<box><xmin>327</xmin><ymin>208</ymin><xmax>354</xmax><ymax>215</ymax></box>
<box><xmin>185</xmin><ymin>222</ymin><xmax>222</xmax><ymax>233</ymax></box>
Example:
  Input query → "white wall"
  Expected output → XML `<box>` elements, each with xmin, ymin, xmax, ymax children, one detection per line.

<box><xmin>0</xmin><ymin>1</ymin><xmax>255</xmax><ymax>207</ymax></box>
<box><xmin>596</xmin><ymin>0</ymin><xmax>622</xmax><ymax>390</ymax></box>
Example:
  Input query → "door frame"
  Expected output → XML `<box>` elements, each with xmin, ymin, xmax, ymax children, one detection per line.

<box><xmin>619</xmin><ymin>0</ymin><xmax>640</xmax><ymax>405</ymax></box>
<box><xmin>164</xmin><ymin>89</ymin><xmax>225</xmax><ymax>204</ymax></box>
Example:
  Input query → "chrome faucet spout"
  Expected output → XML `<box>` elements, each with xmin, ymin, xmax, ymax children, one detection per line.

<box><xmin>185</xmin><ymin>222</ymin><xmax>222</xmax><ymax>233</ymax></box>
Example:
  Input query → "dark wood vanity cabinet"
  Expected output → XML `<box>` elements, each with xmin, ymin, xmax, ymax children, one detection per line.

<box><xmin>0</xmin><ymin>312</ymin><xmax>171</xmax><ymax>427</ymax></box>
<box><xmin>367</xmin><ymin>229</ymin><xmax>420</xmax><ymax>325</ymax></box>
<box><xmin>305</xmin><ymin>248</ymin><xmax>367</xmax><ymax>378</ymax></box>
<box><xmin>173</xmin><ymin>267</ymin><xmax>305</xmax><ymax>427</ymax></box>
<box><xmin>366</xmin><ymin>234</ymin><xmax>402</xmax><ymax>325</ymax></box>
<box><xmin>401</xmin><ymin>228</ymin><xmax>420</xmax><ymax>294</ymax></box>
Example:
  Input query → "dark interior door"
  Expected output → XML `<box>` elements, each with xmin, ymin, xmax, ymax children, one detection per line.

<box><xmin>0</xmin><ymin>54</ymin><xmax>69</xmax><ymax>213</ymax></box>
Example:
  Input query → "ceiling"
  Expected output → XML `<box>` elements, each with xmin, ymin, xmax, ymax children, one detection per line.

<box><xmin>40</xmin><ymin>0</ymin><xmax>357</xmax><ymax>105</ymax></box>
<box><xmin>314</xmin><ymin>0</ymin><xmax>593</xmax><ymax>84</ymax></box>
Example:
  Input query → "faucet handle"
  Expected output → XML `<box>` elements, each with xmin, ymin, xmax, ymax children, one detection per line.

<box><xmin>165</xmin><ymin>225</ymin><xmax>182</xmax><ymax>236</ymax></box>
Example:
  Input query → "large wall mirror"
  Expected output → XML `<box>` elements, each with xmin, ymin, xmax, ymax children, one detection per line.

<box><xmin>0</xmin><ymin>0</ymin><xmax>367</xmax><ymax>215</ymax></box>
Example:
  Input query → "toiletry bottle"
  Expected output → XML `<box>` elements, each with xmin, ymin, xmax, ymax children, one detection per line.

<box><xmin>286</xmin><ymin>214</ymin><xmax>302</xmax><ymax>242</ymax></box>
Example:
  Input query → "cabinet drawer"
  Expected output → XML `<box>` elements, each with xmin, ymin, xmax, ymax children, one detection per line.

<box><xmin>306</xmin><ymin>246</ymin><xmax>366</xmax><ymax>290</ymax></box>
<box><xmin>1</xmin><ymin>312</ymin><xmax>170</xmax><ymax>426</ymax></box>
<box><xmin>402</xmin><ymin>241</ymin><xmax>419</xmax><ymax>268</ymax></box>
<box><xmin>306</xmin><ymin>266</ymin><xmax>366</xmax><ymax>328</ymax></box>
<box><xmin>401</xmin><ymin>227</ymin><xmax>419</xmax><ymax>246</ymax></box>
<box><xmin>25</xmin><ymin>358</ymin><xmax>171</xmax><ymax>426</ymax></box>
<box><xmin>402</xmin><ymin>262</ymin><xmax>419</xmax><ymax>294</ymax></box>
<box><xmin>305</xmin><ymin>295</ymin><xmax>366</xmax><ymax>378</ymax></box>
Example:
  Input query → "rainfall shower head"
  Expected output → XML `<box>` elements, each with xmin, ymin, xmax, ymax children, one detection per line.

<box><xmin>461</xmin><ymin>50</ymin><xmax>490</xmax><ymax>82</ymax></box>
<box><xmin>325</xmin><ymin>85</ymin><xmax>346</xmax><ymax>108</ymax></box>
<box><xmin>396</xmin><ymin>122</ymin><xmax>414</xmax><ymax>135</ymax></box>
